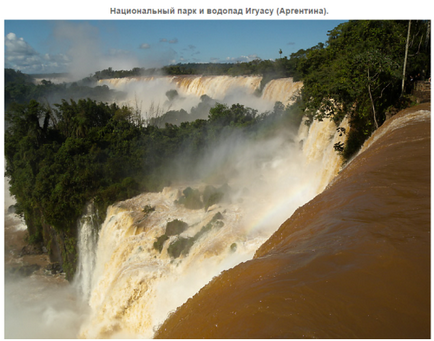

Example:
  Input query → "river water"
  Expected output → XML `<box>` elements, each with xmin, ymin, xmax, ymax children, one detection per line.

<box><xmin>154</xmin><ymin>104</ymin><xmax>431</xmax><ymax>339</ymax></box>
<box><xmin>4</xmin><ymin>101</ymin><xmax>429</xmax><ymax>338</ymax></box>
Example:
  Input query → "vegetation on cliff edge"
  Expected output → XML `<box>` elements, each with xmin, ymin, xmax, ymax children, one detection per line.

<box><xmin>298</xmin><ymin>20</ymin><xmax>430</xmax><ymax>159</ymax></box>
<box><xmin>4</xmin><ymin>20</ymin><xmax>430</xmax><ymax>280</ymax></box>
<box><xmin>5</xmin><ymin>96</ymin><xmax>302</xmax><ymax>279</ymax></box>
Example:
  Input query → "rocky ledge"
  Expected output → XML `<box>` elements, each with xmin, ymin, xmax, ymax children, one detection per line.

<box><xmin>5</xmin><ymin>215</ymin><xmax>67</xmax><ymax>282</ymax></box>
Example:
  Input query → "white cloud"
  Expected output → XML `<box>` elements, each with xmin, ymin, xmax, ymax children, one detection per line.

<box><xmin>140</xmin><ymin>43</ymin><xmax>151</xmax><ymax>49</ymax></box>
<box><xmin>5</xmin><ymin>32</ymin><xmax>37</xmax><ymax>56</ymax></box>
<box><xmin>225</xmin><ymin>54</ymin><xmax>260</xmax><ymax>63</ymax></box>
<box><xmin>5</xmin><ymin>32</ymin><xmax>70</xmax><ymax>74</ymax></box>
<box><xmin>5</xmin><ymin>22</ymin><xmax>141</xmax><ymax>78</ymax></box>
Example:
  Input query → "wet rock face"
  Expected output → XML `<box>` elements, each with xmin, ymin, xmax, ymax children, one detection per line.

<box><xmin>20</xmin><ymin>243</ymin><xmax>44</xmax><ymax>257</ymax></box>
<box><xmin>46</xmin><ymin>262</ymin><xmax>64</xmax><ymax>275</ymax></box>
<box><xmin>41</xmin><ymin>221</ymin><xmax>78</xmax><ymax>281</ymax></box>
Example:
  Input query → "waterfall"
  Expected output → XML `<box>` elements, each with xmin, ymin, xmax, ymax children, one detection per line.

<box><xmin>99</xmin><ymin>75</ymin><xmax>302</xmax><ymax>114</ymax></box>
<box><xmin>262</xmin><ymin>78</ymin><xmax>303</xmax><ymax>105</ymax></box>
<box><xmin>98</xmin><ymin>77</ymin><xmax>178</xmax><ymax>119</ymax></box>
<box><xmin>171</xmin><ymin>75</ymin><xmax>262</xmax><ymax>98</ymax></box>
<box><xmin>302</xmin><ymin>116</ymin><xmax>350</xmax><ymax>192</ymax></box>
<box><xmin>73</xmin><ymin>75</ymin><xmax>350</xmax><ymax>338</ymax></box>
<box><xmin>153</xmin><ymin>106</ymin><xmax>430</xmax><ymax>339</ymax></box>
<box><xmin>74</xmin><ymin>201</ymin><xmax>99</xmax><ymax>301</ymax></box>
<box><xmin>75</xmin><ymin>110</ymin><xmax>348</xmax><ymax>338</ymax></box>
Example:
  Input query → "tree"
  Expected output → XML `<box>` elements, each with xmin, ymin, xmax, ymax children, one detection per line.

<box><xmin>352</xmin><ymin>49</ymin><xmax>401</xmax><ymax>129</ymax></box>
<box><xmin>297</xmin><ymin>20</ymin><xmax>430</xmax><ymax>159</ymax></box>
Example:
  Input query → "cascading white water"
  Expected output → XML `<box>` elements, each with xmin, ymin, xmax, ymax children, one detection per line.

<box><xmin>98</xmin><ymin>77</ymin><xmax>179</xmax><ymax>120</ymax></box>
<box><xmin>99</xmin><ymin>75</ymin><xmax>303</xmax><ymax>115</ymax></box>
<box><xmin>171</xmin><ymin>75</ymin><xmax>262</xmax><ymax>98</ymax></box>
<box><xmin>4</xmin><ymin>107</ymin><xmax>348</xmax><ymax>339</ymax></box>
<box><xmin>302</xmin><ymin>116</ymin><xmax>350</xmax><ymax>191</ymax></box>
<box><xmin>262</xmin><ymin>78</ymin><xmax>303</xmax><ymax>105</ymax></box>
<box><xmin>73</xmin><ymin>201</ymin><xmax>100</xmax><ymax>301</ymax></box>
<box><xmin>76</xmin><ymin>110</ymin><xmax>349</xmax><ymax>338</ymax></box>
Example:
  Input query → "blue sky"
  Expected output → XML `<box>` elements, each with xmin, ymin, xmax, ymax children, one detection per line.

<box><xmin>5</xmin><ymin>20</ymin><xmax>347</xmax><ymax>77</ymax></box>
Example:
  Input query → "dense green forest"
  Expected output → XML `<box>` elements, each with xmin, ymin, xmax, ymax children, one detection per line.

<box><xmin>5</xmin><ymin>95</ymin><xmax>303</xmax><ymax>278</ymax></box>
<box><xmin>4</xmin><ymin>20</ymin><xmax>430</xmax><ymax>280</ymax></box>
<box><xmin>76</xmin><ymin>58</ymin><xmax>301</xmax><ymax>98</ymax></box>
<box><xmin>298</xmin><ymin>20</ymin><xmax>430</xmax><ymax>158</ymax></box>
<box><xmin>90</xmin><ymin>58</ymin><xmax>301</xmax><ymax>81</ymax></box>
<box><xmin>5</xmin><ymin>69</ymin><xmax>126</xmax><ymax>110</ymax></box>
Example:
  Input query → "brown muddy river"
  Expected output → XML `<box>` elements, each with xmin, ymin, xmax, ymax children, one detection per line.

<box><xmin>155</xmin><ymin>103</ymin><xmax>430</xmax><ymax>339</ymax></box>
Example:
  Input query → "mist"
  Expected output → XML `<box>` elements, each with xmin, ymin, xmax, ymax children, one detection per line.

<box><xmin>50</xmin><ymin>21</ymin><xmax>140</xmax><ymax>81</ymax></box>
<box><xmin>4</xmin><ymin>66</ymin><xmax>345</xmax><ymax>337</ymax></box>
<box><xmin>98</xmin><ymin>75</ymin><xmax>288</xmax><ymax>125</ymax></box>
<box><xmin>4</xmin><ymin>172</ymin><xmax>86</xmax><ymax>338</ymax></box>
<box><xmin>182</xmin><ymin>119</ymin><xmax>322</xmax><ymax>237</ymax></box>
<box><xmin>75</xmin><ymin>100</ymin><xmax>344</xmax><ymax>337</ymax></box>
<box><xmin>4</xmin><ymin>276</ymin><xmax>89</xmax><ymax>338</ymax></box>
<box><xmin>48</xmin><ymin>21</ymin><xmax>182</xmax><ymax>82</ymax></box>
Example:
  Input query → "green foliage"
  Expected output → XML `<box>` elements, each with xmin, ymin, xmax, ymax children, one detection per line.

<box><xmin>203</xmin><ymin>186</ymin><xmax>222</xmax><ymax>211</ymax></box>
<box><xmin>26</xmin><ymin>230</ymin><xmax>43</xmax><ymax>244</ymax></box>
<box><xmin>3</xmin><ymin>94</ymin><xmax>297</xmax><ymax>277</ymax></box>
<box><xmin>165</xmin><ymin>212</ymin><xmax>225</xmax><ymax>258</ymax></box>
<box><xmin>175</xmin><ymin>187</ymin><xmax>203</xmax><ymax>210</ymax></box>
<box><xmin>5</xmin><ymin>56</ymin><xmax>313</xmax><ymax>278</ymax></box>
<box><xmin>93</xmin><ymin>67</ymin><xmax>145</xmax><ymax>80</ymax></box>
<box><xmin>212</xmin><ymin>212</ymin><xmax>224</xmax><ymax>221</ymax></box>
<box><xmin>165</xmin><ymin>219</ymin><xmax>189</xmax><ymax>236</ymax></box>
<box><xmin>6</xmin><ymin>19</ymin><xmax>430</xmax><ymax>280</ymax></box>
<box><xmin>4</xmin><ymin>69</ymin><xmax>123</xmax><ymax>110</ymax></box>
<box><xmin>89</xmin><ymin>58</ymin><xmax>303</xmax><ymax>91</ymax></box>
<box><xmin>149</xmin><ymin>109</ymin><xmax>190</xmax><ymax>128</ymax></box>
<box><xmin>62</xmin><ymin>235</ymin><xmax>78</xmax><ymax>281</ymax></box>
<box><xmin>153</xmin><ymin>234</ymin><xmax>169</xmax><ymax>253</ymax></box>
<box><xmin>167</xmin><ymin>237</ymin><xmax>195</xmax><ymax>258</ymax></box>
<box><xmin>203</xmin><ymin>185</ymin><xmax>227</xmax><ymax>211</ymax></box>
<box><xmin>206</xmin><ymin>103</ymin><xmax>259</xmax><ymax>147</ymax></box>
<box><xmin>165</xmin><ymin>89</ymin><xmax>179</xmax><ymax>102</ymax></box>
<box><xmin>298</xmin><ymin>20</ymin><xmax>430</xmax><ymax>159</ymax></box>
<box><xmin>150</xmin><ymin>94</ymin><xmax>217</xmax><ymax>128</ymax></box>
<box><xmin>142</xmin><ymin>205</ymin><xmax>155</xmax><ymax>216</ymax></box>
<box><xmin>5</xmin><ymin>99</ymin><xmax>147</xmax><ymax>271</ymax></box>
<box><xmin>184</xmin><ymin>187</ymin><xmax>204</xmax><ymax>210</ymax></box>
<box><xmin>175</xmin><ymin>184</ymin><xmax>232</xmax><ymax>212</ymax></box>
